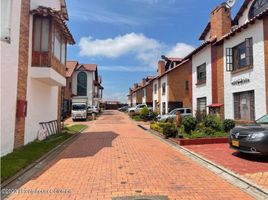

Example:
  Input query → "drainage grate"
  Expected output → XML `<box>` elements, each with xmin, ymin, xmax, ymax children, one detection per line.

<box><xmin>112</xmin><ymin>196</ymin><xmax>169</xmax><ymax>200</ymax></box>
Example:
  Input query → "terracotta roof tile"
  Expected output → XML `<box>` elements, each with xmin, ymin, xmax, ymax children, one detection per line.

<box><xmin>30</xmin><ymin>6</ymin><xmax>75</xmax><ymax>44</ymax></box>
<box><xmin>66</xmin><ymin>61</ymin><xmax>78</xmax><ymax>77</ymax></box>
<box><xmin>78</xmin><ymin>64</ymin><xmax>97</xmax><ymax>71</ymax></box>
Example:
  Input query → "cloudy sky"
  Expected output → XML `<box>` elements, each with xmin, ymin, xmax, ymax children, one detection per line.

<box><xmin>66</xmin><ymin>0</ymin><xmax>243</xmax><ymax>102</ymax></box>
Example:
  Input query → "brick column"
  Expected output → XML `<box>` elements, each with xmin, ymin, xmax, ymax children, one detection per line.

<box><xmin>264</xmin><ymin>16</ymin><xmax>268</xmax><ymax>114</ymax></box>
<box><xmin>14</xmin><ymin>0</ymin><xmax>30</xmax><ymax>148</ymax></box>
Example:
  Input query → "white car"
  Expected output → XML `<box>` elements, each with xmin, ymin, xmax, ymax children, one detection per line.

<box><xmin>128</xmin><ymin>104</ymin><xmax>148</xmax><ymax>114</ymax></box>
<box><xmin>87</xmin><ymin>106</ymin><xmax>99</xmax><ymax>114</ymax></box>
<box><xmin>157</xmin><ymin>108</ymin><xmax>192</xmax><ymax>121</ymax></box>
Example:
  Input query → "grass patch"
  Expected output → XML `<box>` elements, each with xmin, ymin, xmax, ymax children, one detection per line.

<box><xmin>64</xmin><ymin>124</ymin><xmax>88</xmax><ymax>133</ymax></box>
<box><xmin>131</xmin><ymin>115</ymin><xmax>143</xmax><ymax>121</ymax></box>
<box><xmin>1</xmin><ymin>133</ymin><xmax>72</xmax><ymax>182</ymax></box>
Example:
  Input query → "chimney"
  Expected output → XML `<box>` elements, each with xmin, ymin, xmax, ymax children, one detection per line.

<box><xmin>157</xmin><ymin>60</ymin><xmax>165</xmax><ymax>76</ymax></box>
<box><xmin>142</xmin><ymin>78</ymin><xmax>146</xmax><ymax>86</ymax></box>
<box><xmin>210</xmin><ymin>3</ymin><xmax>232</xmax><ymax>40</ymax></box>
<box><xmin>134</xmin><ymin>83</ymin><xmax>138</xmax><ymax>89</ymax></box>
<box><xmin>129</xmin><ymin>88</ymin><xmax>132</xmax><ymax>94</ymax></box>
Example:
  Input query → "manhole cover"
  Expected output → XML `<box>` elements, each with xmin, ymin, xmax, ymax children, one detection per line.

<box><xmin>112</xmin><ymin>196</ymin><xmax>169</xmax><ymax>200</ymax></box>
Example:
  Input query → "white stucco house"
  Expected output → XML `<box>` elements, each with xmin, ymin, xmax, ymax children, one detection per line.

<box><xmin>1</xmin><ymin>0</ymin><xmax>74</xmax><ymax>156</ymax></box>
<box><xmin>66</xmin><ymin>61</ymin><xmax>103</xmax><ymax>110</ymax></box>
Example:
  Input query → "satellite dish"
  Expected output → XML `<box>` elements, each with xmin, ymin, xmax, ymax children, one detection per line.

<box><xmin>226</xmin><ymin>0</ymin><xmax>236</xmax><ymax>8</ymax></box>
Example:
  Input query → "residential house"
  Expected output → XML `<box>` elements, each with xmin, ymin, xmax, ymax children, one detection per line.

<box><xmin>65</xmin><ymin>61</ymin><xmax>104</xmax><ymax>110</ymax></box>
<box><xmin>141</xmin><ymin>76</ymin><xmax>154</xmax><ymax>107</ymax></box>
<box><xmin>156</xmin><ymin>58</ymin><xmax>192</xmax><ymax>115</ymax></box>
<box><xmin>1</xmin><ymin>0</ymin><xmax>74</xmax><ymax>156</ymax></box>
<box><xmin>194</xmin><ymin>0</ymin><xmax>268</xmax><ymax>121</ymax></box>
<box><xmin>130</xmin><ymin>83</ymin><xmax>142</xmax><ymax>106</ymax></box>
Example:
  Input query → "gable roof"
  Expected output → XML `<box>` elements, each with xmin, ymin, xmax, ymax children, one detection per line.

<box><xmin>77</xmin><ymin>64</ymin><xmax>97</xmax><ymax>71</ymax></box>
<box><xmin>199</xmin><ymin>22</ymin><xmax>211</xmax><ymax>40</ymax></box>
<box><xmin>216</xmin><ymin>7</ymin><xmax>268</xmax><ymax>44</ymax></box>
<box><xmin>66</xmin><ymin>61</ymin><xmax>78</xmax><ymax>77</ymax></box>
<box><xmin>233</xmin><ymin>0</ymin><xmax>253</xmax><ymax>24</ymax></box>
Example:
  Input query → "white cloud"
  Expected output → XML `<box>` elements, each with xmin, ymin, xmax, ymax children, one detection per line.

<box><xmin>69</xmin><ymin>10</ymin><xmax>139</xmax><ymax>26</ymax></box>
<box><xmin>79</xmin><ymin>33</ymin><xmax>195</xmax><ymax>69</ymax></box>
<box><xmin>79</xmin><ymin>33</ymin><xmax>162</xmax><ymax>66</ymax></box>
<box><xmin>166</xmin><ymin>43</ymin><xmax>195</xmax><ymax>58</ymax></box>
<box><xmin>99</xmin><ymin>66</ymin><xmax>155</xmax><ymax>72</ymax></box>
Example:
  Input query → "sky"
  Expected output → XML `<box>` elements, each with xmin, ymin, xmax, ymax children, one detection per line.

<box><xmin>66</xmin><ymin>0</ymin><xmax>244</xmax><ymax>103</ymax></box>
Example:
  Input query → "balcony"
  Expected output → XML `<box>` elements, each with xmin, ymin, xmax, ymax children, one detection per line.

<box><xmin>30</xmin><ymin>7</ymin><xmax>75</xmax><ymax>86</ymax></box>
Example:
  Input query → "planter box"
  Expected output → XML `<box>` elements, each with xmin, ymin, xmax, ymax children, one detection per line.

<box><xmin>170</xmin><ymin>137</ymin><xmax>228</xmax><ymax>146</ymax></box>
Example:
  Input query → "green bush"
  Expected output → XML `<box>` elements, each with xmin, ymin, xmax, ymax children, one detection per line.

<box><xmin>162</xmin><ymin>123</ymin><xmax>178</xmax><ymax>138</ymax></box>
<box><xmin>150</xmin><ymin>122</ymin><xmax>163</xmax><ymax>133</ymax></box>
<box><xmin>182</xmin><ymin>116</ymin><xmax>197</xmax><ymax>134</ymax></box>
<box><xmin>223</xmin><ymin>119</ymin><xmax>235</xmax><ymax>132</ymax></box>
<box><xmin>195</xmin><ymin>110</ymin><xmax>208</xmax><ymax>123</ymax></box>
<box><xmin>140</xmin><ymin>107</ymin><xmax>150</xmax><ymax>119</ymax></box>
<box><xmin>204</xmin><ymin>116</ymin><xmax>223</xmax><ymax>131</ymax></box>
<box><xmin>202</xmin><ymin>127</ymin><xmax>215</xmax><ymax>135</ymax></box>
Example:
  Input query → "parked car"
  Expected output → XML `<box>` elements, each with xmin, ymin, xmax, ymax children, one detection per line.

<box><xmin>128</xmin><ymin>104</ymin><xmax>148</xmax><ymax>114</ymax></box>
<box><xmin>229</xmin><ymin>114</ymin><xmax>268</xmax><ymax>155</ymax></box>
<box><xmin>118</xmin><ymin>106</ymin><xmax>130</xmax><ymax>112</ymax></box>
<box><xmin>157</xmin><ymin>108</ymin><xmax>192</xmax><ymax>122</ymax></box>
<box><xmin>87</xmin><ymin>106</ymin><xmax>99</xmax><ymax>114</ymax></box>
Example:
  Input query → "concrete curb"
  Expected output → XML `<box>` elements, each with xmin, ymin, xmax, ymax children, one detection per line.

<box><xmin>1</xmin><ymin>126</ymin><xmax>87</xmax><ymax>192</ymax></box>
<box><xmin>140</xmin><ymin>125</ymin><xmax>268</xmax><ymax>200</ymax></box>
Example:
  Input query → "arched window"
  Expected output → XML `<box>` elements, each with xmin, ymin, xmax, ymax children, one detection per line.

<box><xmin>248</xmin><ymin>0</ymin><xmax>268</xmax><ymax>19</ymax></box>
<box><xmin>77</xmin><ymin>71</ymin><xmax>87</xmax><ymax>96</ymax></box>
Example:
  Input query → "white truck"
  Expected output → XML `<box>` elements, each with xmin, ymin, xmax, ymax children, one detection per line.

<box><xmin>71</xmin><ymin>96</ymin><xmax>88</xmax><ymax>121</ymax></box>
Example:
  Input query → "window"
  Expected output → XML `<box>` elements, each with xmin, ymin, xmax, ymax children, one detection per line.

<box><xmin>77</xmin><ymin>72</ymin><xmax>87</xmax><ymax>96</ymax></box>
<box><xmin>248</xmin><ymin>0</ymin><xmax>268</xmax><ymax>19</ymax></box>
<box><xmin>1</xmin><ymin>0</ymin><xmax>11</xmax><ymax>42</ymax></box>
<box><xmin>53</xmin><ymin>27</ymin><xmax>67</xmax><ymax>64</ymax></box>
<box><xmin>154</xmin><ymin>84</ymin><xmax>157</xmax><ymax>94</ymax></box>
<box><xmin>162</xmin><ymin>82</ymin><xmax>166</xmax><ymax>95</ymax></box>
<box><xmin>186</xmin><ymin>109</ymin><xmax>192</xmax><ymax>114</ymax></box>
<box><xmin>234</xmin><ymin>91</ymin><xmax>255</xmax><ymax>121</ymax></box>
<box><xmin>197</xmin><ymin>97</ymin><xmax>207</xmax><ymax>112</ymax></box>
<box><xmin>142</xmin><ymin>89</ymin><xmax>145</xmax><ymax>97</ymax></box>
<box><xmin>226</xmin><ymin>38</ymin><xmax>253</xmax><ymax>71</ymax></box>
<box><xmin>197</xmin><ymin>63</ymin><xmax>206</xmax><ymax>83</ymax></box>
<box><xmin>33</xmin><ymin>17</ymin><xmax>50</xmax><ymax>52</ymax></box>
<box><xmin>162</xmin><ymin>102</ymin><xmax>166</xmax><ymax>114</ymax></box>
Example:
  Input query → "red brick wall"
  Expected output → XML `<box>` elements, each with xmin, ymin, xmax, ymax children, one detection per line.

<box><xmin>264</xmin><ymin>15</ymin><xmax>268</xmax><ymax>113</ymax></box>
<box><xmin>14</xmin><ymin>0</ymin><xmax>30</xmax><ymax>148</ymax></box>
<box><xmin>216</xmin><ymin>43</ymin><xmax>225</xmax><ymax>119</ymax></box>
<box><xmin>210</xmin><ymin>5</ymin><xmax>232</xmax><ymax>40</ymax></box>
<box><xmin>136</xmin><ymin>89</ymin><xmax>142</xmax><ymax>104</ymax></box>
<box><xmin>145</xmin><ymin>82</ymin><xmax>153</xmax><ymax>105</ymax></box>
<box><xmin>167</xmin><ymin>60</ymin><xmax>192</xmax><ymax>108</ymax></box>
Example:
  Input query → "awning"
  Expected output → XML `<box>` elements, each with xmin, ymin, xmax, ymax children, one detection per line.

<box><xmin>207</xmin><ymin>104</ymin><xmax>224</xmax><ymax>108</ymax></box>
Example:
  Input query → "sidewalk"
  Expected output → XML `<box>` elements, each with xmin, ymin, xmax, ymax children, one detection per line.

<box><xmin>6</xmin><ymin>111</ymin><xmax>254</xmax><ymax>200</ymax></box>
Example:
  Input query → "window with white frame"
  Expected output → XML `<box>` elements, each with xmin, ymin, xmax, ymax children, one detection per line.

<box><xmin>197</xmin><ymin>97</ymin><xmax>207</xmax><ymax>113</ymax></box>
<box><xmin>1</xmin><ymin>0</ymin><xmax>12</xmax><ymax>42</ymax></box>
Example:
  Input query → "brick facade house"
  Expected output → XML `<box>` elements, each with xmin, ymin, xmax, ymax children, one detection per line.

<box><xmin>1</xmin><ymin>0</ymin><xmax>74</xmax><ymax>156</ymax></box>
<box><xmin>128</xmin><ymin>0</ymin><xmax>268</xmax><ymax>121</ymax></box>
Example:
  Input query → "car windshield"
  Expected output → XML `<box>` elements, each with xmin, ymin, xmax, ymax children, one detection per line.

<box><xmin>73</xmin><ymin>104</ymin><xmax>86</xmax><ymax>110</ymax></box>
<box><xmin>256</xmin><ymin>115</ymin><xmax>268</xmax><ymax>124</ymax></box>
<box><xmin>168</xmin><ymin>109</ymin><xmax>183</xmax><ymax>115</ymax></box>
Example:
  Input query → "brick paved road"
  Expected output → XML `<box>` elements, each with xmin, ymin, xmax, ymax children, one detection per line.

<box><xmin>7</xmin><ymin>111</ymin><xmax>254</xmax><ymax>200</ymax></box>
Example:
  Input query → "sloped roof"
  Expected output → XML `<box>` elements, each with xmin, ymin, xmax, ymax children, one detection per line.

<box><xmin>233</xmin><ymin>0</ymin><xmax>253</xmax><ymax>24</ymax></box>
<box><xmin>77</xmin><ymin>64</ymin><xmax>97</xmax><ymax>71</ymax></box>
<box><xmin>30</xmin><ymin>6</ymin><xmax>75</xmax><ymax>44</ymax></box>
<box><xmin>66</xmin><ymin>61</ymin><xmax>78</xmax><ymax>77</ymax></box>
<box><xmin>216</xmin><ymin>7</ymin><xmax>268</xmax><ymax>44</ymax></box>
